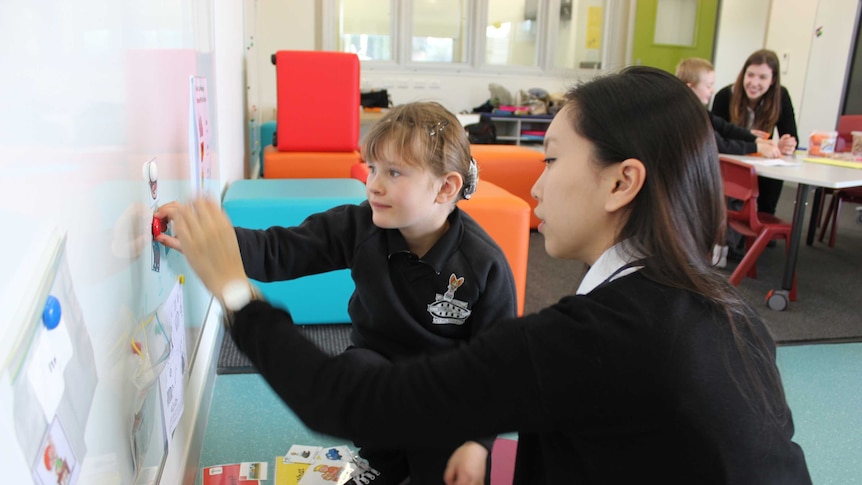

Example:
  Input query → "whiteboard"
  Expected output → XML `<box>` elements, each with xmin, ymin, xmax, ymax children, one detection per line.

<box><xmin>0</xmin><ymin>0</ymin><xmax>220</xmax><ymax>483</ymax></box>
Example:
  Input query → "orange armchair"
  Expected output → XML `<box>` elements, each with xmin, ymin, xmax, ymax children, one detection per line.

<box><xmin>469</xmin><ymin>144</ymin><xmax>545</xmax><ymax>228</ymax></box>
<box><xmin>459</xmin><ymin>181</ymin><xmax>531</xmax><ymax>315</ymax></box>
<box><xmin>264</xmin><ymin>50</ymin><xmax>362</xmax><ymax>179</ymax></box>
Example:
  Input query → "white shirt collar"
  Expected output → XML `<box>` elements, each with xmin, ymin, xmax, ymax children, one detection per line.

<box><xmin>576</xmin><ymin>240</ymin><xmax>644</xmax><ymax>295</ymax></box>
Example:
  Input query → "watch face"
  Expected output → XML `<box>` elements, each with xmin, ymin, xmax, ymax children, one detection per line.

<box><xmin>222</xmin><ymin>280</ymin><xmax>253</xmax><ymax>311</ymax></box>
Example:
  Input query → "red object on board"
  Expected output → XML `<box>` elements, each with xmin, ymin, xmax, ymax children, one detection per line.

<box><xmin>152</xmin><ymin>217</ymin><xmax>167</xmax><ymax>237</ymax></box>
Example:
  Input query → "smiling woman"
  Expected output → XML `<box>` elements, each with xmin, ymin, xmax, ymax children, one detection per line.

<box><xmin>712</xmin><ymin>49</ymin><xmax>800</xmax><ymax>215</ymax></box>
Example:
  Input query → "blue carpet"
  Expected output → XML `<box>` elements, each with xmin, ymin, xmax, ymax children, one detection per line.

<box><xmin>200</xmin><ymin>342</ymin><xmax>862</xmax><ymax>484</ymax></box>
<box><xmin>777</xmin><ymin>342</ymin><xmax>862</xmax><ymax>484</ymax></box>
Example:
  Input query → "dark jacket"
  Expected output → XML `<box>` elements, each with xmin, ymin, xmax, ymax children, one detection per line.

<box><xmin>712</xmin><ymin>85</ymin><xmax>798</xmax><ymax>140</ymax></box>
<box><xmin>234</xmin><ymin>202</ymin><xmax>518</xmax><ymax>361</ymax></box>
<box><xmin>711</xmin><ymin>111</ymin><xmax>758</xmax><ymax>154</ymax></box>
<box><xmin>230</xmin><ymin>271</ymin><xmax>812</xmax><ymax>485</ymax></box>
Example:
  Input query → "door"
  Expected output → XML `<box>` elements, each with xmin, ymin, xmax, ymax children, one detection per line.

<box><xmin>631</xmin><ymin>0</ymin><xmax>719</xmax><ymax>73</ymax></box>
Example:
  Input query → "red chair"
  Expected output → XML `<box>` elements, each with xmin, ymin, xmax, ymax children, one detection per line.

<box><xmin>264</xmin><ymin>50</ymin><xmax>362</xmax><ymax>178</ymax></box>
<box><xmin>817</xmin><ymin>186</ymin><xmax>862</xmax><ymax>247</ymax></box>
<box><xmin>720</xmin><ymin>156</ymin><xmax>797</xmax><ymax>301</ymax></box>
<box><xmin>834</xmin><ymin>114</ymin><xmax>862</xmax><ymax>153</ymax></box>
<box><xmin>813</xmin><ymin>115</ymin><xmax>862</xmax><ymax>245</ymax></box>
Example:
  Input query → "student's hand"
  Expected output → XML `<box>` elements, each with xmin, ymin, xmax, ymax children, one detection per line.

<box><xmin>169</xmin><ymin>198</ymin><xmax>248</xmax><ymax>298</ymax></box>
<box><xmin>751</xmin><ymin>129</ymin><xmax>771</xmax><ymax>139</ymax></box>
<box><xmin>755</xmin><ymin>139</ymin><xmax>781</xmax><ymax>158</ymax></box>
<box><xmin>778</xmin><ymin>134</ymin><xmax>797</xmax><ymax>155</ymax></box>
<box><xmin>154</xmin><ymin>201</ymin><xmax>184</xmax><ymax>252</ymax></box>
<box><xmin>443</xmin><ymin>441</ymin><xmax>488</xmax><ymax>485</ymax></box>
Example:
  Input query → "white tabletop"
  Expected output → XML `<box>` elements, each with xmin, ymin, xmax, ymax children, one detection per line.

<box><xmin>720</xmin><ymin>153</ymin><xmax>862</xmax><ymax>189</ymax></box>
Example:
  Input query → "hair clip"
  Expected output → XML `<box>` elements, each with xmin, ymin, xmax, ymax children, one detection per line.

<box><xmin>462</xmin><ymin>157</ymin><xmax>479</xmax><ymax>200</ymax></box>
<box><xmin>427</xmin><ymin>120</ymin><xmax>449</xmax><ymax>137</ymax></box>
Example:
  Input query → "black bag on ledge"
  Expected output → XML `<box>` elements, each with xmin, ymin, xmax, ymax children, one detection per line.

<box><xmin>360</xmin><ymin>90</ymin><xmax>391</xmax><ymax>109</ymax></box>
<box><xmin>465</xmin><ymin>118</ymin><xmax>497</xmax><ymax>144</ymax></box>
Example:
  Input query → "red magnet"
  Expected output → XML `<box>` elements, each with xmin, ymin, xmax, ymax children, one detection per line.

<box><xmin>152</xmin><ymin>217</ymin><xmax>167</xmax><ymax>237</ymax></box>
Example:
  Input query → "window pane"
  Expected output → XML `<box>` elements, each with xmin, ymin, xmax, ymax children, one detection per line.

<box><xmin>411</xmin><ymin>0</ymin><xmax>468</xmax><ymax>63</ymax></box>
<box><xmin>339</xmin><ymin>0</ymin><xmax>393</xmax><ymax>61</ymax></box>
<box><xmin>554</xmin><ymin>1</ymin><xmax>606</xmax><ymax>70</ymax></box>
<box><xmin>486</xmin><ymin>0</ymin><xmax>537</xmax><ymax>67</ymax></box>
<box><xmin>654</xmin><ymin>0</ymin><xmax>696</xmax><ymax>46</ymax></box>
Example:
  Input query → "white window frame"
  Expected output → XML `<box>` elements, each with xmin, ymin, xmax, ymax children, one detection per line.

<box><xmin>322</xmin><ymin>0</ymin><xmax>616</xmax><ymax>77</ymax></box>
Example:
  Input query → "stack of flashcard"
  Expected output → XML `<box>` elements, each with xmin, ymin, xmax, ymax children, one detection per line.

<box><xmin>201</xmin><ymin>462</ymin><xmax>268</xmax><ymax>485</ymax></box>
<box><xmin>275</xmin><ymin>444</ymin><xmax>377</xmax><ymax>485</ymax></box>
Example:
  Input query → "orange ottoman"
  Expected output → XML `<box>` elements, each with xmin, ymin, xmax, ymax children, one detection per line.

<box><xmin>263</xmin><ymin>145</ymin><xmax>362</xmax><ymax>179</ymax></box>
<box><xmin>470</xmin><ymin>144</ymin><xmax>545</xmax><ymax>228</ymax></box>
<box><xmin>459</xmin><ymin>180</ymin><xmax>530</xmax><ymax>316</ymax></box>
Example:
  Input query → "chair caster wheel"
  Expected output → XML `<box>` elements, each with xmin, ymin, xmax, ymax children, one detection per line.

<box><xmin>766</xmin><ymin>290</ymin><xmax>789</xmax><ymax>311</ymax></box>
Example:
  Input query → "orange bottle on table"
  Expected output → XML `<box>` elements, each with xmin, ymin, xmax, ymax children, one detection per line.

<box><xmin>809</xmin><ymin>131</ymin><xmax>838</xmax><ymax>156</ymax></box>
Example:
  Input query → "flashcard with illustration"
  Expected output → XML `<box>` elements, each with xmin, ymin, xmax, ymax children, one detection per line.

<box><xmin>201</xmin><ymin>463</ymin><xmax>258</xmax><ymax>485</ymax></box>
<box><xmin>298</xmin><ymin>446</ymin><xmax>357</xmax><ymax>485</ymax></box>
<box><xmin>32</xmin><ymin>417</ymin><xmax>78</xmax><ymax>485</ymax></box>
<box><xmin>284</xmin><ymin>444</ymin><xmax>323</xmax><ymax>464</ymax></box>
<box><xmin>275</xmin><ymin>457</ymin><xmax>309</xmax><ymax>485</ymax></box>
<box><xmin>239</xmin><ymin>462</ymin><xmax>268</xmax><ymax>481</ymax></box>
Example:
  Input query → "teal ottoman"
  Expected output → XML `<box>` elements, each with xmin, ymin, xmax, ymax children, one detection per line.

<box><xmin>222</xmin><ymin>178</ymin><xmax>367</xmax><ymax>324</ymax></box>
<box><xmin>258</xmin><ymin>120</ymin><xmax>277</xmax><ymax>176</ymax></box>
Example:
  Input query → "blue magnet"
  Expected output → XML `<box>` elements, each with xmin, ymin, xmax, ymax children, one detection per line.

<box><xmin>42</xmin><ymin>295</ymin><xmax>62</xmax><ymax>330</ymax></box>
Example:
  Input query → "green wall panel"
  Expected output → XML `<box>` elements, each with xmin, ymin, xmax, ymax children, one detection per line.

<box><xmin>632</xmin><ymin>0</ymin><xmax>719</xmax><ymax>74</ymax></box>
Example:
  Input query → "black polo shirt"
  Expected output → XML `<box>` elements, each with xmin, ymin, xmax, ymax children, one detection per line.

<box><xmin>235</xmin><ymin>201</ymin><xmax>517</xmax><ymax>361</ymax></box>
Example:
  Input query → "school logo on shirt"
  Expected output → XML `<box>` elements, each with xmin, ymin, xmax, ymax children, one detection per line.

<box><xmin>427</xmin><ymin>273</ymin><xmax>472</xmax><ymax>325</ymax></box>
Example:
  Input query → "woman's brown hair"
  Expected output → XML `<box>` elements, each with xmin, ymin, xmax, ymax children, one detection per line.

<box><xmin>729</xmin><ymin>49</ymin><xmax>783</xmax><ymax>132</ymax></box>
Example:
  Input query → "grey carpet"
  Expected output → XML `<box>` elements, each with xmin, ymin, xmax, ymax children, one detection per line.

<box><xmin>729</xmin><ymin>183</ymin><xmax>862</xmax><ymax>344</ymax></box>
<box><xmin>219</xmin><ymin>181</ymin><xmax>862</xmax><ymax>372</ymax></box>
<box><xmin>217</xmin><ymin>323</ymin><xmax>352</xmax><ymax>374</ymax></box>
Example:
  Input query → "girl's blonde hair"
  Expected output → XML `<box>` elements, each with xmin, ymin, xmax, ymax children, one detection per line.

<box><xmin>675</xmin><ymin>57</ymin><xmax>714</xmax><ymax>86</ymax></box>
<box><xmin>361</xmin><ymin>102</ymin><xmax>477</xmax><ymax>200</ymax></box>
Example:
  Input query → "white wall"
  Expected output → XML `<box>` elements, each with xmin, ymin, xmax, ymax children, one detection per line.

<box><xmin>358</xmin><ymin>70</ymin><xmax>576</xmax><ymax>114</ymax></box>
<box><xmin>254</xmin><ymin>0</ymin><xmax>317</xmax><ymax>122</ymax></box>
<box><xmin>763</xmin><ymin>0</ymin><xmax>819</xmax><ymax>109</ymax></box>
<box><xmin>788</xmin><ymin>0</ymin><xmax>860</xmax><ymax>141</ymax></box>
<box><xmin>214</xmin><ymin>0</ymin><xmax>248</xmax><ymax>185</ymax></box>
<box><xmin>712</xmin><ymin>0</ymin><xmax>770</xmax><ymax>96</ymax></box>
